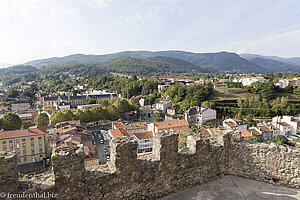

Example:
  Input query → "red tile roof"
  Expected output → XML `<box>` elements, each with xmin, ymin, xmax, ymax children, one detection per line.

<box><xmin>109</xmin><ymin>128</ymin><xmax>130</xmax><ymax>138</ymax></box>
<box><xmin>0</xmin><ymin>126</ymin><xmax>46</xmax><ymax>140</ymax></box>
<box><xmin>133</xmin><ymin>131</ymin><xmax>153</xmax><ymax>140</ymax></box>
<box><xmin>157</xmin><ymin>101</ymin><xmax>172</xmax><ymax>105</ymax></box>
<box><xmin>154</xmin><ymin>119</ymin><xmax>188</xmax><ymax>130</ymax></box>
<box><xmin>113</xmin><ymin>122</ymin><xmax>125</xmax><ymax>129</ymax></box>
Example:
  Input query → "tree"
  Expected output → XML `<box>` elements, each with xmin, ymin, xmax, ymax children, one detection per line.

<box><xmin>237</xmin><ymin>111</ymin><xmax>243</xmax><ymax>120</ymax></box>
<box><xmin>247</xmin><ymin>136</ymin><xmax>259</xmax><ymax>142</ymax></box>
<box><xmin>50</xmin><ymin>111</ymin><xmax>72</xmax><ymax>125</ymax></box>
<box><xmin>274</xmin><ymin>135</ymin><xmax>288</xmax><ymax>145</ymax></box>
<box><xmin>35</xmin><ymin>113</ymin><xmax>50</xmax><ymax>126</ymax></box>
<box><xmin>1</xmin><ymin>112</ymin><xmax>22</xmax><ymax>131</ymax></box>
<box><xmin>87</xmin><ymin>99</ymin><xmax>97</xmax><ymax>104</ymax></box>
<box><xmin>245</xmin><ymin>114</ymin><xmax>255</xmax><ymax>127</ymax></box>
<box><xmin>23</xmin><ymin>121</ymin><xmax>34</xmax><ymax>129</ymax></box>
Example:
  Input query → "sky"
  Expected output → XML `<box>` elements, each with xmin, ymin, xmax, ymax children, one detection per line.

<box><xmin>0</xmin><ymin>0</ymin><xmax>300</xmax><ymax>64</ymax></box>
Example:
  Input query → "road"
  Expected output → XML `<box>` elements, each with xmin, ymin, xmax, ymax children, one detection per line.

<box><xmin>92</xmin><ymin>129</ymin><xmax>110</xmax><ymax>165</ymax></box>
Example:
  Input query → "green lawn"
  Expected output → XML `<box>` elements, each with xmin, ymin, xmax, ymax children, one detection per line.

<box><xmin>208</xmin><ymin>90</ymin><xmax>256</xmax><ymax>101</ymax></box>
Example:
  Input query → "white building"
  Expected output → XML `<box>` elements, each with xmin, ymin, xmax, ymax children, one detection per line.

<box><xmin>156</xmin><ymin>101</ymin><xmax>172</xmax><ymax>114</ymax></box>
<box><xmin>272</xmin><ymin>116</ymin><xmax>299</xmax><ymax>136</ymax></box>
<box><xmin>132</xmin><ymin>132</ymin><xmax>153</xmax><ymax>153</ymax></box>
<box><xmin>185</xmin><ymin>106</ymin><xmax>217</xmax><ymax>126</ymax></box>
<box><xmin>240</xmin><ymin>77</ymin><xmax>267</xmax><ymax>86</ymax></box>
<box><xmin>139</xmin><ymin>98</ymin><xmax>151</xmax><ymax>116</ymax></box>
<box><xmin>223</xmin><ymin>118</ymin><xmax>247</xmax><ymax>131</ymax></box>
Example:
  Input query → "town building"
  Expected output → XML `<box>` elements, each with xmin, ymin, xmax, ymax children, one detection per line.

<box><xmin>223</xmin><ymin>118</ymin><xmax>247</xmax><ymax>131</ymax></box>
<box><xmin>138</xmin><ymin>98</ymin><xmax>151</xmax><ymax>116</ymax></box>
<box><xmin>272</xmin><ymin>116</ymin><xmax>299</xmax><ymax>136</ymax></box>
<box><xmin>132</xmin><ymin>132</ymin><xmax>153</xmax><ymax>153</ymax></box>
<box><xmin>0</xmin><ymin>126</ymin><xmax>47</xmax><ymax>165</ymax></box>
<box><xmin>185</xmin><ymin>106</ymin><xmax>217</xmax><ymax>126</ymax></box>
<box><xmin>11</xmin><ymin>100</ymin><xmax>30</xmax><ymax>112</ymax></box>
<box><xmin>156</xmin><ymin>101</ymin><xmax>172</xmax><ymax>114</ymax></box>
<box><xmin>84</xmin><ymin>145</ymin><xmax>100</xmax><ymax>168</ymax></box>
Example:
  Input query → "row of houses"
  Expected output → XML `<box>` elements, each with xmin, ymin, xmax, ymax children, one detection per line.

<box><xmin>109</xmin><ymin>119</ymin><xmax>189</xmax><ymax>154</ymax></box>
<box><xmin>274</xmin><ymin>77</ymin><xmax>300</xmax><ymax>88</ymax></box>
<box><xmin>40</xmin><ymin>93</ymin><xmax>117</xmax><ymax>110</ymax></box>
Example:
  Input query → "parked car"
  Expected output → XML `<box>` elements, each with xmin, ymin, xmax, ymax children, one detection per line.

<box><xmin>106</xmin><ymin>155</ymin><xmax>110</xmax><ymax>161</ymax></box>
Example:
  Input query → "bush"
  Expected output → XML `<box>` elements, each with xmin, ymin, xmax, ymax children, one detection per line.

<box><xmin>274</xmin><ymin>135</ymin><xmax>288</xmax><ymax>144</ymax></box>
<box><xmin>247</xmin><ymin>136</ymin><xmax>259</xmax><ymax>142</ymax></box>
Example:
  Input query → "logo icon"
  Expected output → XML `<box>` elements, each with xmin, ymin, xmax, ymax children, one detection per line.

<box><xmin>0</xmin><ymin>192</ymin><xmax>6</xmax><ymax>198</ymax></box>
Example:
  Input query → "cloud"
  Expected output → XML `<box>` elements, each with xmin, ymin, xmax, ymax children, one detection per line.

<box><xmin>81</xmin><ymin>0</ymin><xmax>114</xmax><ymax>8</ymax></box>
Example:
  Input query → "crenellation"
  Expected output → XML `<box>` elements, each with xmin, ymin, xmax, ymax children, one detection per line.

<box><xmin>1</xmin><ymin>131</ymin><xmax>299</xmax><ymax>199</ymax></box>
<box><xmin>0</xmin><ymin>153</ymin><xmax>19</xmax><ymax>193</ymax></box>
<box><xmin>109</xmin><ymin>136</ymin><xmax>138</xmax><ymax>174</ymax></box>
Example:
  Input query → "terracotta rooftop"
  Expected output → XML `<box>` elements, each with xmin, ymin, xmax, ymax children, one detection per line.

<box><xmin>157</xmin><ymin>101</ymin><xmax>172</xmax><ymax>105</ymax></box>
<box><xmin>133</xmin><ymin>131</ymin><xmax>153</xmax><ymax>140</ymax></box>
<box><xmin>224</xmin><ymin>122</ymin><xmax>237</xmax><ymax>129</ymax></box>
<box><xmin>154</xmin><ymin>119</ymin><xmax>188</xmax><ymax>129</ymax></box>
<box><xmin>125</xmin><ymin>123</ymin><xmax>149</xmax><ymax>130</ymax></box>
<box><xmin>0</xmin><ymin>126</ymin><xmax>46</xmax><ymax>140</ymax></box>
<box><xmin>112</xmin><ymin>122</ymin><xmax>125</xmax><ymax>129</ymax></box>
<box><xmin>109</xmin><ymin>128</ymin><xmax>130</xmax><ymax>138</ymax></box>
<box><xmin>241</xmin><ymin>129</ymin><xmax>261</xmax><ymax>137</ymax></box>
<box><xmin>278</xmin><ymin>122</ymin><xmax>291</xmax><ymax>127</ymax></box>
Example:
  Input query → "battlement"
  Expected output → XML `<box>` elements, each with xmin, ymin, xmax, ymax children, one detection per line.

<box><xmin>0</xmin><ymin>131</ymin><xmax>299</xmax><ymax>199</ymax></box>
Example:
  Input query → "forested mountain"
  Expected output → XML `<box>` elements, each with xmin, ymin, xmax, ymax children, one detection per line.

<box><xmin>241</xmin><ymin>53</ymin><xmax>300</xmax><ymax>66</ymax></box>
<box><xmin>24</xmin><ymin>50</ymin><xmax>266</xmax><ymax>73</ymax></box>
<box><xmin>240</xmin><ymin>54</ymin><xmax>300</xmax><ymax>73</ymax></box>
<box><xmin>99</xmin><ymin>56</ymin><xmax>211</xmax><ymax>74</ymax></box>
<box><xmin>249</xmin><ymin>57</ymin><xmax>300</xmax><ymax>73</ymax></box>
<box><xmin>0</xmin><ymin>51</ymin><xmax>296</xmax><ymax>78</ymax></box>
<box><xmin>156</xmin><ymin>51</ymin><xmax>263</xmax><ymax>73</ymax></box>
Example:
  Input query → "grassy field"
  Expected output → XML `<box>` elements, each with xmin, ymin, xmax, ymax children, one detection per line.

<box><xmin>208</xmin><ymin>90</ymin><xmax>256</xmax><ymax>101</ymax></box>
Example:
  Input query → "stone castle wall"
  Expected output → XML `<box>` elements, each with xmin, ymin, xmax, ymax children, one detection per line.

<box><xmin>0</xmin><ymin>132</ymin><xmax>299</xmax><ymax>200</ymax></box>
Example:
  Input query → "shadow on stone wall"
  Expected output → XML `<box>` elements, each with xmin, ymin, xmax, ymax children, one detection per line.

<box><xmin>0</xmin><ymin>131</ymin><xmax>299</xmax><ymax>200</ymax></box>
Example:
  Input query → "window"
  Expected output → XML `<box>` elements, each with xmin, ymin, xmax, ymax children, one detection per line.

<box><xmin>39</xmin><ymin>148</ymin><xmax>42</xmax><ymax>153</ymax></box>
<box><xmin>3</xmin><ymin>145</ymin><xmax>7</xmax><ymax>151</ymax></box>
<box><xmin>39</xmin><ymin>141</ymin><xmax>42</xmax><ymax>146</ymax></box>
<box><xmin>31</xmin><ymin>149</ymin><xmax>35</xmax><ymax>154</ymax></box>
<box><xmin>38</xmin><ymin>137</ymin><xmax>42</xmax><ymax>140</ymax></box>
<box><xmin>23</xmin><ymin>149</ymin><xmax>26</xmax><ymax>156</ymax></box>
<box><xmin>16</xmin><ymin>144</ymin><xmax>20</xmax><ymax>149</ymax></box>
<box><xmin>30</xmin><ymin>138</ymin><xmax>34</xmax><ymax>141</ymax></box>
<box><xmin>2</xmin><ymin>141</ymin><xmax>6</xmax><ymax>144</ymax></box>
<box><xmin>31</xmin><ymin>142</ymin><xmax>34</xmax><ymax>147</ymax></box>
<box><xmin>9</xmin><ymin>144</ymin><xmax>13</xmax><ymax>150</ymax></box>
<box><xmin>16</xmin><ymin>151</ymin><xmax>20</xmax><ymax>156</ymax></box>
<box><xmin>32</xmin><ymin>156</ymin><xmax>35</xmax><ymax>163</ymax></box>
<box><xmin>22</xmin><ymin>143</ymin><xmax>26</xmax><ymax>148</ymax></box>
<box><xmin>40</xmin><ymin>155</ymin><xmax>43</xmax><ymax>161</ymax></box>
<box><xmin>24</xmin><ymin>157</ymin><xmax>27</xmax><ymax>163</ymax></box>
<box><xmin>9</xmin><ymin>140</ymin><xmax>13</xmax><ymax>143</ymax></box>
<box><xmin>22</xmin><ymin>139</ymin><xmax>25</xmax><ymax>142</ymax></box>
<box><xmin>16</xmin><ymin>139</ymin><xmax>19</xmax><ymax>143</ymax></box>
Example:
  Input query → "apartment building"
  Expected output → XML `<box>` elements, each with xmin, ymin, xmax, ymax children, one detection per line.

<box><xmin>0</xmin><ymin>126</ymin><xmax>47</xmax><ymax>165</ymax></box>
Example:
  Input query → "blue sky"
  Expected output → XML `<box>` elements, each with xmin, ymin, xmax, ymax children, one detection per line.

<box><xmin>0</xmin><ymin>0</ymin><xmax>300</xmax><ymax>64</ymax></box>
